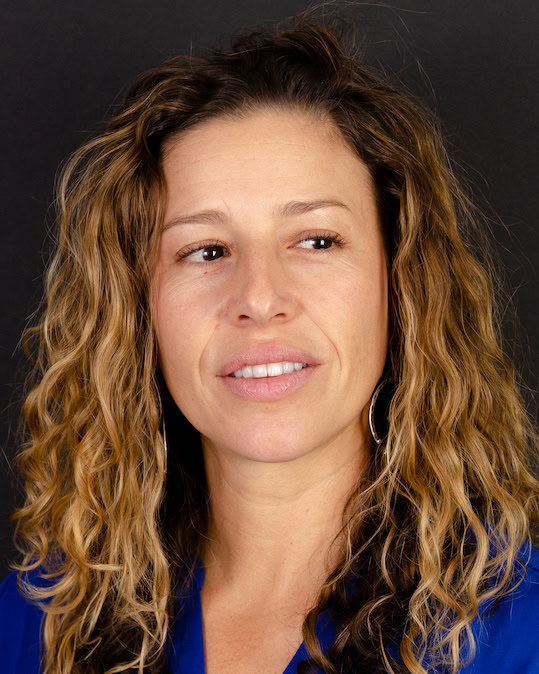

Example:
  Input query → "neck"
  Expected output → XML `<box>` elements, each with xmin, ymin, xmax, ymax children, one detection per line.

<box><xmin>199</xmin><ymin>425</ymin><xmax>370</xmax><ymax>605</ymax></box>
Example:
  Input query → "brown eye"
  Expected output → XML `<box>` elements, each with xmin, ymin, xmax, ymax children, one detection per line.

<box><xmin>195</xmin><ymin>245</ymin><xmax>225</xmax><ymax>262</ymax></box>
<box><xmin>176</xmin><ymin>231</ymin><xmax>346</xmax><ymax>264</ymax></box>
<box><xmin>299</xmin><ymin>236</ymin><xmax>337</xmax><ymax>250</ymax></box>
<box><xmin>296</xmin><ymin>231</ymin><xmax>345</xmax><ymax>252</ymax></box>
<box><xmin>176</xmin><ymin>241</ymin><xmax>228</xmax><ymax>263</ymax></box>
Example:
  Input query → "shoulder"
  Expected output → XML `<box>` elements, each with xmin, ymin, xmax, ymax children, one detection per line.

<box><xmin>463</xmin><ymin>541</ymin><xmax>539</xmax><ymax>673</ymax></box>
<box><xmin>0</xmin><ymin>567</ymin><xmax>49</xmax><ymax>673</ymax></box>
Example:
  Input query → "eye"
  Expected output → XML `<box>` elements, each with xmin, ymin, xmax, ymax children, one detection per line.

<box><xmin>175</xmin><ymin>230</ymin><xmax>346</xmax><ymax>264</ymax></box>
<box><xmin>296</xmin><ymin>232</ymin><xmax>345</xmax><ymax>251</ymax></box>
<box><xmin>176</xmin><ymin>240</ymin><xmax>228</xmax><ymax>263</ymax></box>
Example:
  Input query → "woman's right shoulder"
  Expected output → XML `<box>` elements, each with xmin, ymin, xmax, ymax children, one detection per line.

<box><xmin>0</xmin><ymin>568</ymin><xmax>48</xmax><ymax>673</ymax></box>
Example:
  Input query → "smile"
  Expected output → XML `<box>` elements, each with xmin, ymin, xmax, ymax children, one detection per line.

<box><xmin>229</xmin><ymin>361</ymin><xmax>309</xmax><ymax>378</ymax></box>
<box><xmin>220</xmin><ymin>364</ymin><xmax>317</xmax><ymax>401</ymax></box>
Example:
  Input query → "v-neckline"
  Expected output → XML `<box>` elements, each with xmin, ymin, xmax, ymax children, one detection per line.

<box><xmin>168</xmin><ymin>556</ymin><xmax>337</xmax><ymax>673</ymax></box>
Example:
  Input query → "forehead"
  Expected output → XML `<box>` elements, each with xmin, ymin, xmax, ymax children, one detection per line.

<box><xmin>160</xmin><ymin>107</ymin><xmax>376</xmax><ymax>208</ymax></box>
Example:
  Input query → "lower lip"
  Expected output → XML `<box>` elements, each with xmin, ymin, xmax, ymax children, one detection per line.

<box><xmin>219</xmin><ymin>365</ymin><xmax>318</xmax><ymax>401</ymax></box>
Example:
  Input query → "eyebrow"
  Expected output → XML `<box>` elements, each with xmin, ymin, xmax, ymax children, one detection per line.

<box><xmin>160</xmin><ymin>198</ymin><xmax>352</xmax><ymax>233</ymax></box>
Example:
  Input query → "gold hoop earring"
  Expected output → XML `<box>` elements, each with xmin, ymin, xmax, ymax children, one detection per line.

<box><xmin>368</xmin><ymin>381</ymin><xmax>385</xmax><ymax>446</ymax></box>
<box><xmin>162</xmin><ymin>418</ymin><xmax>168</xmax><ymax>474</ymax></box>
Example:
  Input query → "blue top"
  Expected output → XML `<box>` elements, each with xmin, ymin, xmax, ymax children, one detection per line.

<box><xmin>1</xmin><ymin>542</ymin><xmax>538</xmax><ymax>673</ymax></box>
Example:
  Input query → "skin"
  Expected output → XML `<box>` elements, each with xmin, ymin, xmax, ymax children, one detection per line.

<box><xmin>150</xmin><ymin>106</ymin><xmax>388</xmax><ymax>617</ymax></box>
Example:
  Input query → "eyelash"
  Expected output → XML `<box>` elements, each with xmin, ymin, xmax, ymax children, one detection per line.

<box><xmin>175</xmin><ymin>230</ymin><xmax>347</xmax><ymax>264</ymax></box>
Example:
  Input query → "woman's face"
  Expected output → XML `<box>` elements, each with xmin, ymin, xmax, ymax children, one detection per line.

<box><xmin>150</xmin><ymin>107</ymin><xmax>388</xmax><ymax>463</ymax></box>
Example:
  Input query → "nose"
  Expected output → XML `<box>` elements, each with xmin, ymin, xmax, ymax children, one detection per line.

<box><xmin>227</xmin><ymin>247</ymin><xmax>298</xmax><ymax>327</ymax></box>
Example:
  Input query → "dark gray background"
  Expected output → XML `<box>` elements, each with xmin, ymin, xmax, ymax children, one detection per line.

<box><xmin>1</xmin><ymin>0</ymin><xmax>538</xmax><ymax>580</ymax></box>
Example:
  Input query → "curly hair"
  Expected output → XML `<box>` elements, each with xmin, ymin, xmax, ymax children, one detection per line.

<box><xmin>8</xmin><ymin>4</ymin><xmax>539</xmax><ymax>673</ymax></box>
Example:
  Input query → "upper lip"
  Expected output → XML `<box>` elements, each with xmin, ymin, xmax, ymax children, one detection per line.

<box><xmin>218</xmin><ymin>344</ymin><xmax>320</xmax><ymax>376</ymax></box>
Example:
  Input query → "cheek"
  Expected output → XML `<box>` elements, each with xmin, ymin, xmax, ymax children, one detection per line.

<box><xmin>151</xmin><ymin>276</ymin><xmax>209</xmax><ymax>373</ymax></box>
<box><xmin>329</xmin><ymin>255</ymin><xmax>387</xmax><ymax>311</ymax></box>
<box><xmin>322</xmin><ymin>260</ymin><xmax>388</xmax><ymax>353</ymax></box>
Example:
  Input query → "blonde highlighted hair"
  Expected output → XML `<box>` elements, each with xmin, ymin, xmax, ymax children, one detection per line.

<box><xmin>9</xmin><ymin>5</ymin><xmax>539</xmax><ymax>673</ymax></box>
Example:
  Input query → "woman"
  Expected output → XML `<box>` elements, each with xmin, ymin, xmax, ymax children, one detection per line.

<box><xmin>0</xmin><ymin>9</ymin><xmax>538</xmax><ymax>674</ymax></box>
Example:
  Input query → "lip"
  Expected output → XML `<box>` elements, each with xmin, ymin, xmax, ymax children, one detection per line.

<box><xmin>218</xmin><ymin>344</ymin><xmax>319</xmax><ymax>377</ymax></box>
<box><xmin>220</xmin><ymin>363</ymin><xmax>318</xmax><ymax>402</ymax></box>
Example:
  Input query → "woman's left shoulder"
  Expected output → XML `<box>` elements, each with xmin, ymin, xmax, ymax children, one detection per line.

<box><xmin>0</xmin><ymin>567</ymin><xmax>47</xmax><ymax>673</ymax></box>
<box><xmin>462</xmin><ymin>540</ymin><xmax>539</xmax><ymax>673</ymax></box>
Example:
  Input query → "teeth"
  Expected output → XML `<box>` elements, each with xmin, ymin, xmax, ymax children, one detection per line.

<box><xmin>232</xmin><ymin>361</ymin><xmax>308</xmax><ymax>378</ymax></box>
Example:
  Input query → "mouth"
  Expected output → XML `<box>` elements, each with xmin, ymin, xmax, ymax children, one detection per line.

<box><xmin>220</xmin><ymin>363</ymin><xmax>318</xmax><ymax>402</ymax></box>
<box><xmin>218</xmin><ymin>344</ymin><xmax>319</xmax><ymax>378</ymax></box>
<box><xmin>226</xmin><ymin>363</ymin><xmax>311</xmax><ymax>378</ymax></box>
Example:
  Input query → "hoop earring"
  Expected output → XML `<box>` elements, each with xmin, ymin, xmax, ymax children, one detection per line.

<box><xmin>368</xmin><ymin>381</ymin><xmax>385</xmax><ymax>446</ymax></box>
<box><xmin>162</xmin><ymin>418</ymin><xmax>168</xmax><ymax>475</ymax></box>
